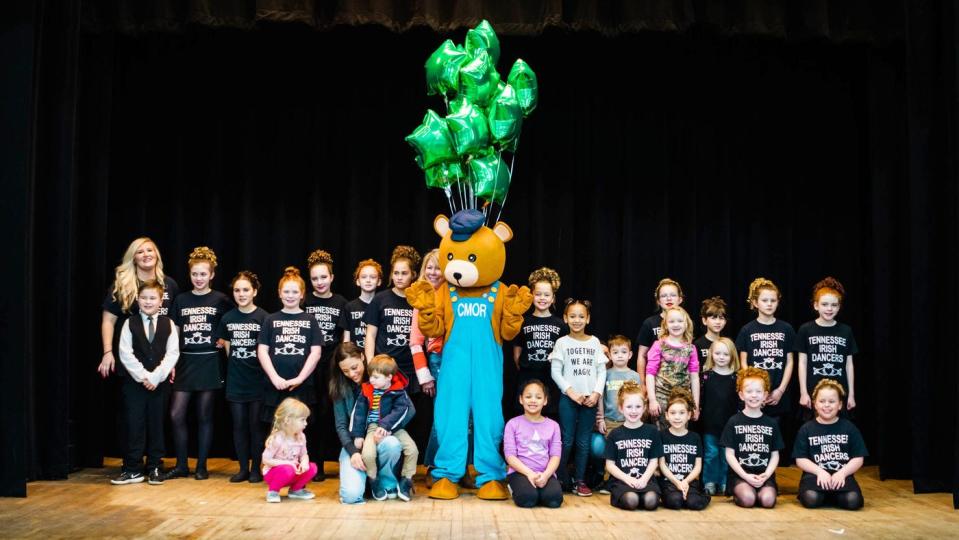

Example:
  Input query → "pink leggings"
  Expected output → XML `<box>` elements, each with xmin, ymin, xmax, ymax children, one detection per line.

<box><xmin>264</xmin><ymin>463</ymin><xmax>318</xmax><ymax>492</ymax></box>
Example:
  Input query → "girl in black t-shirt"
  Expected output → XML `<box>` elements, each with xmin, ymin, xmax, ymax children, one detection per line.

<box><xmin>215</xmin><ymin>271</ymin><xmax>268</xmax><ymax>483</ymax></box>
<box><xmin>797</xmin><ymin>277</ymin><xmax>859</xmax><ymax>414</ymax></box>
<box><xmin>605</xmin><ymin>381</ymin><xmax>662</xmax><ymax>511</ymax></box>
<box><xmin>700</xmin><ymin>337</ymin><xmax>741</xmax><ymax>495</ymax></box>
<box><xmin>363</xmin><ymin>246</ymin><xmax>426</xmax><ymax>469</ymax></box>
<box><xmin>166</xmin><ymin>247</ymin><xmax>233</xmax><ymax>481</ymax></box>
<box><xmin>338</xmin><ymin>259</ymin><xmax>383</xmax><ymax>349</ymax></box>
<box><xmin>659</xmin><ymin>388</ymin><xmax>709</xmax><ymax>510</ymax></box>
<box><xmin>693</xmin><ymin>296</ymin><xmax>728</xmax><ymax>372</ymax></box>
<box><xmin>635</xmin><ymin>278</ymin><xmax>685</xmax><ymax>377</ymax></box>
<box><xmin>513</xmin><ymin>267</ymin><xmax>566</xmax><ymax>418</ymax></box>
<box><xmin>793</xmin><ymin>379</ymin><xmax>866</xmax><ymax>510</ymax></box>
<box><xmin>305</xmin><ymin>249</ymin><xmax>348</xmax><ymax>371</ymax></box>
<box><xmin>735</xmin><ymin>277</ymin><xmax>795</xmax><ymax>424</ymax></box>
<box><xmin>257</xmin><ymin>267</ymin><xmax>323</xmax><ymax>421</ymax></box>
<box><xmin>363</xmin><ymin>246</ymin><xmax>420</xmax><ymax>389</ymax></box>
<box><xmin>304</xmin><ymin>249</ymin><xmax>348</xmax><ymax>469</ymax></box>
<box><xmin>720</xmin><ymin>367</ymin><xmax>784</xmax><ymax>508</ymax></box>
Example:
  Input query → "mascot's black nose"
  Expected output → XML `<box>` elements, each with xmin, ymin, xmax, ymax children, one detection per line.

<box><xmin>453</xmin><ymin>272</ymin><xmax>462</xmax><ymax>282</ymax></box>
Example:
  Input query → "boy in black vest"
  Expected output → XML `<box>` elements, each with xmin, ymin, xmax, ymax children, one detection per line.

<box><xmin>112</xmin><ymin>279</ymin><xmax>180</xmax><ymax>485</ymax></box>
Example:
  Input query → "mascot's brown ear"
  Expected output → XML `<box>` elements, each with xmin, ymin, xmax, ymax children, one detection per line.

<box><xmin>492</xmin><ymin>222</ymin><xmax>513</xmax><ymax>243</ymax></box>
<box><xmin>434</xmin><ymin>215</ymin><xmax>451</xmax><ymax>238</ymax></box>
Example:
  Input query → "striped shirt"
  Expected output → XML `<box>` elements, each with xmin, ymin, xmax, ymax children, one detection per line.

<box><xmin>367</xmin><ymin>389</ymin><xmax>385</xmax><ymax>424</ymax></box>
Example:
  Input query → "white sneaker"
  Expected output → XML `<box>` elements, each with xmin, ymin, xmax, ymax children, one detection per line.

<box><xmin>288</xmin><ymin>488</ymin><xmax>315</xmax><ymax>500</ymax></box>
<box><xmin>266</xmin><ymin>491</ymin><xmax>281</xmax><ymax>503</ymax></box>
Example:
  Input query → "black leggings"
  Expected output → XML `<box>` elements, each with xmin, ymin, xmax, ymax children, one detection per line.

<box><xmin>733</xmin><ymin>482</ymin><xmax>778</xmax><ymax>508</ymax></box>
<box><xmin>617</xmin><ymin>491</ymin><xmax>659</xmax><ymax>511</ymax></box>
<box><xmin>230</xmin><ymin>400</ymin><xmax>264</xmax><ymax>473</ymax></box>
<box><xmin>169</xmin><ymin>390</ymin><xmax>215</xmax><ymax>471</ymax></box>
<box><xmin>799</xmin><ymin>488</ymin><xmax>864</xmax><ymax>510</ymax></box>
<box><xmin>507</xmin><ymin>472</ymin><xmax>564</xmax><ymax>508</ymax></box>
<box><xmin>662</xmin><ymin>483</ymin><xmax>710</xmax><ymax>510</ymax></box>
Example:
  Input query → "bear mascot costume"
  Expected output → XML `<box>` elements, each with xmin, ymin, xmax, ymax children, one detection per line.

<box><xmin>406</xmin><ymin>209</ymin><xmax>532</xmax><ymax>500</ymax></box>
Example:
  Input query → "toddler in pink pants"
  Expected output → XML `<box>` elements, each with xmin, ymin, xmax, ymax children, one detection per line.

<box><xmin>261</xmin><ymin>398</ymin><xmax>317</xmax><ymax>502</ymax></box>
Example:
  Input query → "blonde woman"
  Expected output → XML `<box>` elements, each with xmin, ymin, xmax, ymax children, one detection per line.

<box><xmin>99</xmin><ymin>237</ymin><xmax>179</xmax><ymax>378</ymax></box>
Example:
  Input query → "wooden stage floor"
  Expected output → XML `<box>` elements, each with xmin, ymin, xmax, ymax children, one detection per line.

<box><xmin>2</xmin><ymin>459</ymin><xmax>956</xmax><ymax>539</ymax></box>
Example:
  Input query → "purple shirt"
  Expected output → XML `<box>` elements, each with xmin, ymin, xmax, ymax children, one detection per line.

<box><xmin>503</xmin><ymin>415</ymin><xmax>562</xmax><ymax>474</ymax></box>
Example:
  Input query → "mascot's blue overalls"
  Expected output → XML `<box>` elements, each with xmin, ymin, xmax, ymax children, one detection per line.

<box><xmin>433</xmin><ymin>282</ymin><xmax>504</xmax><ymax>485</ymax></box>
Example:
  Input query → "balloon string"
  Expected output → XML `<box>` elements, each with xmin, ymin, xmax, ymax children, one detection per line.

<box><xmin>444</xmin><ymin>186</ymin><xmax>454</xmax><ymax>215</ymax></box>
<box><xmin>494</xmin><ymin>152</ymin><xmax>516</xmax><ymax>226</ymax></box>
<box><xmin>485</xmin><ymin>152</ymin><xmax>503</xmax><ymax>226</ymax></box>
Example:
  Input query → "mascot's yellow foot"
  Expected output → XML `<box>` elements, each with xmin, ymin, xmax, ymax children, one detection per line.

<box><xmin>476</xmin><ymin>480</ymin><xmax>509</xmax><ymax>500</ymax></box>
<box><xmin>429</xmin><ymin>477</ymin><xmax>460</xmax><ymax>500</ymax></box>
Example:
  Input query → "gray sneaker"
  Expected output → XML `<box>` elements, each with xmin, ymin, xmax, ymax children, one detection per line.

<box><xmin>705</xmin><ymin>483</ymin><xmax>717</xmax><ymax>496</ymax></box>
<box><xmin>266</xmin><ymin>490</ymin><xmax>281</xmax><ymax>503</ymax></box>
<box><xmin>111</xmin><ymin>471</ymin><xmax>144</xmax><ymax>485</ymax></box>
<box><xmin>397</xmin><ymin>478</ymin><xmax>413</xmax><ymax>502</ymax></box>
<box><xmin>288</xmin><ymin>488</ymin><xmax>315</xmax><ymax>500</ymax></box>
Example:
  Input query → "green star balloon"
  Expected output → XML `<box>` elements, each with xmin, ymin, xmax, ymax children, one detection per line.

<box><xmin>425</xmin><ymin>39</ymin><xmax>469</xmax><ymax>96</ymax></box>
<box><xmin>424</xmin><ymin>160</ymin><xmax>465</xmax><ymax>189</ymax></box>
<box><xmin>465</xmin><ymin>20</ymin><xmax>501</xmax><ymax>66</ymax></box>
<box><xmin>458</xmin><ymin>50</ymin><xmax>501</xmax><ymax>108</ymax></box>
<box><xmin>446</xmin><ymin>100</ymin><xmax>490</xmax><ymax>157</ymax></box>
<box><xmin>405</xmin><ymin>110</ymin><xmax>457</xmax><ymax>169</ymax></box>
<box><xmin>470</xmin><ymin>151</ymin><xmax>510</xmax><ymax>204</ymax></box>
<box><xmin>507</xmin><ymin>58</ymin><xmax>538</xmax><ymax>117</ymax></box>
<box><xmin>488</xmin><ymin>84</ymin><xmax>523</xmax><ymax>147</ymax></box>
<box><xmin>447</xmin><ymin>95</ymin><xmax>470</xmax><ymax>115</ymax></box>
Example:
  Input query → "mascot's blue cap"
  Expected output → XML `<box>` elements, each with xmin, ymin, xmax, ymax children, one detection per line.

<box><xmin>449</xmin><ymin>209</ymin><xmax>485</xmax><ymax>241</ymax></box>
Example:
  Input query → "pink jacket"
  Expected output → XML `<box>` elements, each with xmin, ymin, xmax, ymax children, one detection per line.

<box><xmin>410</xmin><ymin>283</ymin><xmax>445</xmax><ymax>385</ymax></box>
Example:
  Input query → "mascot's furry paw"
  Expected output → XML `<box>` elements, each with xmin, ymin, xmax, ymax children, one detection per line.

<box><xmin>406</xmin><ymin>280</ymin><xmax>437</xmax><ymax>311</ymax></box>
<box><xmin>429</xmin><ymin>477</ymin><xmax>461</xmax><ymax>500</ymax></box>
<box><xmin>502</xmin><ymin>284</ymin><xmax>533</xmax><ymax>317</ymax></box>
<box><xmin>476</xmin><ymin>480</ymin><xmax>510</xmax><ymax>500</ymax></box>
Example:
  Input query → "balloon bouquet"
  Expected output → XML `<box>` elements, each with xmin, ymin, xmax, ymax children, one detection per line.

<box><xmin>405</xmin><ymin>20</ymin><xmax>538</xmax><ymax>224</ymax></box>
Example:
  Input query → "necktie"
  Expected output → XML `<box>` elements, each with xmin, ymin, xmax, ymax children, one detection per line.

<box><xmin>147</xmin><ymin>316</ymin><xmax>155</xmax><ymax>343</ymax></box>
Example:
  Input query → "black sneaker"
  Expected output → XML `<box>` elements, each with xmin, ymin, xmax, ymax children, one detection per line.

<box><xmin>194</xmin><ymin>468</ymin><xmax>209</xmax><ymax>480</ymax></box>
<box><xmin>248</xmin><ymin>470</ymin><xmax>263</xmax><ymax>484</ymax></box>
<box><xmin>161</xmin><ymin>468</ymin><xmax>189</xmax><ymax>481</ymax></box>
<box><xmin>397</xmin><ymin>477</ymin><xmax>413</xmax><ymax>502</ymax></box>
<box><xmin>313</xmin><ymin>466</ymin><xmax>326</xmax><ymax>482</ymax></box>
<box><xmin>229</xmin><ymin>470</ymin><xmax>249</xmax><ymax>483</ymax></box>
<box><xmin>148</xmin><ymin>468</ymin><xmax>164</xmax><ymax>485</ymax></box>
<box><xmin>111</xmin><ymin>471</ymin><xmax>144</xmax><ymax>485</ymax></box>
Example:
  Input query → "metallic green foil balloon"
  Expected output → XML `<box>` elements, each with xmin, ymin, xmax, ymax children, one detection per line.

<box><xmin>465</xmin><ymin>20</ymin><xmax>501</xmax><ymax>66</ymax></box>
<box><xmin>446</xmin><ymin>100</ymin><xmax>491</xmax><ymax>157</ymax></box>
<box><xmin>447</xmin><ymin>95</ymin><xmax>469</xmax><ymax>115</ymax></box>
<box><xmin>425</xmin><ymin>161</ymin><xmax>465</xmax><ymax>189</ymax></box>
<box><xmin>458</xmin><ymin>51</ymin><xmax>501</xmax><ymax>107</ymax></box>
<box><xmin>425</xmin><ymin>39</ymin><xmax>469</xmax><ymax>96</ymax></box>
<box><xmin>405</xmin><ymin>110</ymin><xmax>457</xmax><ymax>169</ymax></box>
<box><xmin>488</xmin><ymin>84</ymin><xmax>523</xmax><ymax>147</ymax></box>
<box><xmin>470</xmin><ymin>151</ymin><xmax>510</xmax><ymax>204</ymax></box>
<box><xmin>507</xmin><ymin>58</ymin><xmax>538</xmax><ymax>116</ymax></box>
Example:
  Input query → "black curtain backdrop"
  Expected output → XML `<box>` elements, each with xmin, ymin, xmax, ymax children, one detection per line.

<box><xmin>2</xmin><ymin>1</ymin><xmax>956</xmax><ymax>507</ymax></box>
